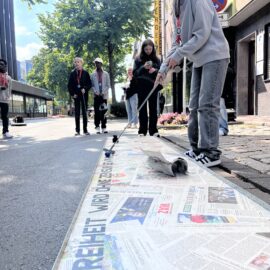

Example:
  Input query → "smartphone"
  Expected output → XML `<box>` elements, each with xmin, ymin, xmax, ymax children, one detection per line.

<box><xmin>146</xmin><ymin>61</ymin><xmax>153</xmax><ymax>67</ymax></box>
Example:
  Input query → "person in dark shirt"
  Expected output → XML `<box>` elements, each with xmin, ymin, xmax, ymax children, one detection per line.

<box><xmin>133</xmin><ymin>39</ymin><xmax>161</xmax><ymax>137</ymax></box>
<box><xmin>219</xmin><ymin>64</ymin><xmax>235</xmax><ymax>136</ymax></box>
<box><xmin>159</xmin><ymin>93</ymin><xmax>165</xmax><ymax>115</ymax></box>
<box><xmin>68</xmin><ymin>57</ymin><xmax>92</xmax><ymax>136</ymax></box>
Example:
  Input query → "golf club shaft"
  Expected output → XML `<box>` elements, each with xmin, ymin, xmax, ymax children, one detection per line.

<box><xmin>108</xmin><ymin>83</ymin><xmax>160</xmax><ymax>152</ymax></box>
<box><xmin>82</xmin><ymin>93</ymin><xmax>88</xmax><ymax>122</ymax></box>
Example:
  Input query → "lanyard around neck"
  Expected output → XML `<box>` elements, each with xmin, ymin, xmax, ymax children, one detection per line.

<box><xmin>176</xmin><ymin>17</ymin><xmax>181</xmax><ymax>44</ymax></box>
<box><xmin>76</xmin><ymin>69</ymin><xmax>82</xmax><ymax>84</ymax></box>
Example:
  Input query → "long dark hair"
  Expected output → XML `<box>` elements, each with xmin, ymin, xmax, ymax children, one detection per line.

<box><xmin>138</xmin><ymin>39</ymin><xmax>159</xmax><ymax>64</ymax></box>
<box><xmin>174</xmin><ymin>0</ymin><xmax>180</xmax><ymax>18</ymax></box>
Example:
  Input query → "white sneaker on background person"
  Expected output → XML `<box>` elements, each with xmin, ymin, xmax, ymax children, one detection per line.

<box><xmin>184</xmin><ymin>150</ymin><xmax>198</xmax><ymax>159</ymax></box>
<box><xmin>95</xmin><ymin>127</ymin><xmax>101</xmax><ymax>134</ymax></box>
<box><xmin>102</xmin><ymin>128</ymin><xmax>108</xmax><ymax>134</ymax></box>
<box><xmin>3</xmin><ymin>132</ymin><xmax>13</xmax><ymax>139</ymax></box>
<box><xmin>219</xmin><ymin>129</ymin><xmax>227</xmax><ymax>136</ymax></box>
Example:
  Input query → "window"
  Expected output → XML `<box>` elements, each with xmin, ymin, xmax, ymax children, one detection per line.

<box><xmin>12</xmin><ymin>94</ymin><xmax>24</xmax><ymax>113</ymax></box>
<box><xmin>26</xmin><ymin>96</ymin><xmax>35</xmax><ymax>113</ymax></box>
<box><xmin>265</xmin><ymin>24</ymin><xmax>270</xmax><ymax>80</ymax></box>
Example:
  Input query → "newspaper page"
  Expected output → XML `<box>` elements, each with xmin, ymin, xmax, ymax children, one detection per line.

<box><xmin>54</xmin><ymin>136</ymin><xmax>270</xmax><ymax>270</ymax></box>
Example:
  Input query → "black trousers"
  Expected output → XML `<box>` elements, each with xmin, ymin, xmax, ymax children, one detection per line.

<box><xmin>0</xmin><ymin>103</ymin><xmax>9</xmax><ymax>134</ymax></box>
<box><xmin>160</xmin><ymin>103</ymin><xmax>165</xmax><ymax>114</ymax></box>
<box><xmin>94</xmin><ymin>96</ymin><xmax>107</xmax><ymax>129</ymax></box>
<box><xmin>74</xmin><ymin>95</ymin><xmax>88</xmax><ymax>133</ymax></box>
<box><xmin>138</xmin><ymin>89</ymin><xmax>158</xmax><ymax>136</ymax></box>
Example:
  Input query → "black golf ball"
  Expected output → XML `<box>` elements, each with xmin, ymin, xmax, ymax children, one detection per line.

<box><xmin>112</xmin><ymin>135</ymin><xmax>118</xmax><ymax>143</ymax></box>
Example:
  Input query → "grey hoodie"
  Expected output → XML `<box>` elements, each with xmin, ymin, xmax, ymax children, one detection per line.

<box><xmin>0</xmin><ymin>74</ymin><xmax>12</xmax><ymax>104</ymax></box>
<box><xmin>160</xmin><ymin>0</ymin><xmax>230</xmax><ymax>73</ymax></box>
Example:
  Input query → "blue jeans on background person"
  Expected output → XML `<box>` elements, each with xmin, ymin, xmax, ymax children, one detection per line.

<box><xmin>219</xmin><ymin>97</ymin><xmax>228</xmax><ymax>135</ymax></box>
<box><xmin>125</xmin><ymin>94</ymin><xmax>138</xmax><ymax>126</ymax></box>
<box><xmin>188</xmin><ymin>59</ymin><xmax>229</xmax><ymax>160</ymax></box>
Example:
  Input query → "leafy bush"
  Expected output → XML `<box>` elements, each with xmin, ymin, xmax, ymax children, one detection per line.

<box><xmin>110</xmin><ymin>102</ymin><xmax>127</xmax><ymax>118</ymax></box>
<box><xmin>158</xmin><ymin>112</ymin><xmax>189</xmax><ymax>125</ymax></box>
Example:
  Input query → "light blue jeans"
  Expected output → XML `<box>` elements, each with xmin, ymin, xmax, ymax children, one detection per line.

<box><xmin>219</xmin><ymin>97</ymin><xmax>228</xmax><ymax>135</ymax></box>
<box><xmin>188</xmin><ymin>59</ymin><xmax>229</xmax><ymax>160</ymax></box>
<box><xmin>125</xmin><ymin>94</ymin><xmax>138</xmax><ymax>125</ymax></box>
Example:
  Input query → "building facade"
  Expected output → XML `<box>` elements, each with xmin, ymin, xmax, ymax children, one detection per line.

<box><xmin>0</xmin><ymin>0</ymin><xmax>18</xmax><ymax>79</ymax></box>
<box><xmin>230</xmin><ymin>0</ymin><xmax>270</xmax><ymax>116</ymax></box>
<box><xmin>0</xmin><ymin>0</ymin><xmax>53</xmax><ymax>117</ymax></box>
<box><xmin>11</xmin><ymin>80</ymin><xmax>53</xmax><ymax>117</ymax></box>
<box><xmin>158</xmin><ymin>0</ymin><xmax>270</xmax><ymax>117</ymax></box>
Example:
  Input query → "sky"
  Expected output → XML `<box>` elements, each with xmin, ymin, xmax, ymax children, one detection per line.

<box><xmin>13</xmin><ymin>0</ymin><xmax>127</xmax><ymax>101</ymax></box>
<box><xmin>14</xmin><ymin>0</ymin><xmax>56</xmax><ymax>61</ymax></box>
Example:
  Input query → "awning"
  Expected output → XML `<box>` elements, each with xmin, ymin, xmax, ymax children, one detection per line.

<box><xmin>230</xmin><ymin>0</ymin><xmax>270</xmax><ymax>27</ymax></box>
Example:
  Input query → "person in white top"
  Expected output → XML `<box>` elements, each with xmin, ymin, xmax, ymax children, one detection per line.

<box><xmin>91</xmin><ymin>58</ymin><xmax>111</xmax><ymax>134</ymax></box>
<box><xmin>122</xmin><ymin>67</ymin><xmax>138</xmax><ymax>128</ymax></box>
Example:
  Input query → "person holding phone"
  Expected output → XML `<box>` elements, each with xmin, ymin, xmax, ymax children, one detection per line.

<box><xmin>133</xmin><ymin>39</ymin><xmax>161</xmax><ymax>137</ymax></box>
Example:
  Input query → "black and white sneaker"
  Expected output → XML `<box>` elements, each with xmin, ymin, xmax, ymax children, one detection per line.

<box><xmin>95</xmin><ymin>127</ymin><xmax>101</xmax><ymax>134</ymax></box>
<box><xmin>184</xmin><ymin>150</ymin><xmax>197</xmax><ymax>159</ymax></box>
<box><xmin>152</xmin><ymin>132</ymin><xmax>160</xmax><ymax>138</ymax></box>
<box><xmin>195</xmin><ymin>153</ymin><xmax>221</xmax><ymax>168</ymax></box>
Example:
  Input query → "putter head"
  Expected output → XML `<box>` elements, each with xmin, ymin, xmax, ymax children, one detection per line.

<box><xmin>103</xmin><ymin>148</ymin><xmax>115</xmax><ymax>155</ymax></box>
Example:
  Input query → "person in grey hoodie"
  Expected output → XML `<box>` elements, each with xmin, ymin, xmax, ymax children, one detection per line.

<box><xmin>0</xmin><ymin>59</ymin><xmax>13</xmax><ymax>139</ymax></box>
<box><xmin>156</xmin><ymin>0</ymin><xmax>230</xmax><ymax>167</ymax></box>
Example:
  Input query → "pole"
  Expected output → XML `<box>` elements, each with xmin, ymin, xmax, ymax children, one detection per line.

<box><xmin>182</xmin><ymin>57</ymin><xmax>187</xmax><ymax>113</ymax></box>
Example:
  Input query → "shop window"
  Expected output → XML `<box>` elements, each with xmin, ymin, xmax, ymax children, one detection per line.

<box><xmin>12</xmin><ymin>94</ymin><xmax>24</xmax><ymax>113</ymax></box>
<box><xmin>34</xmin><ymin>98</ymin><xmax>47</xmax><ymax>113</ymax></box>
<box><xmin>26</xmin><ymin>96</ymin><xmax>35</xmax><ymax>114</ymax></box>
<box><xmin>266</xmin><ymin>24</ymin><xmax>270</xmax><ymax>80</ymax></box>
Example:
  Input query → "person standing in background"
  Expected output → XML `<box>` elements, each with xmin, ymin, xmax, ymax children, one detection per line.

<box><xmin>219</xmin><ymin>63</ymin><xmax>235</xmax><ymax>136</ymax></box>
<box><xmin>156</xmin><ymin>0</ymin><xmax>230</xmax><ymax>167</ymax></box>
<box><xmin>68</xmin><ymin>57</ymin><xmax>92</xmax><ymax>136</ymax></box>
<box><xmin>133</xmin><ymin>39</ymin><xmax>161</xmax><ymax>137</ymax></box>
<box><xmin>91</xmin><ymin>58</ymin><xmax>110</xmax><ymax>134</ymax></box>
<box><xmin>0</xmin><ymin>59</ymin><xmax>13</xmax><ymax>139</ymax></box>
<box><xmin>123</xmin><ymin>67</ymin><xmax>138</xmax><ymax>128</ymax></box>
<box><xmin>159</xmin><ymin>93</ymin><xmax>166</xmax><ymax>115</ymax></box>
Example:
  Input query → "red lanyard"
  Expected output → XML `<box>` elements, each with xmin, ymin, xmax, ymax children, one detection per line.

<box><xmin>76</xmin><ymin>69</ymin><xmax>82</xmax><ymax>85</ymax></box>
<box><xmin>176</xmin><ymin>17</ymin><xmax>181</xmax><ymax>44</ymax></box>
<box><xmin>97</xmin><ymin>70</ymin><xmax>103</xmax><ymax>83</ymax></box>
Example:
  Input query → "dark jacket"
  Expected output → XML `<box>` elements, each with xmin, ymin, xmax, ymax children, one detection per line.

<box><xmin>124</xmin><ymin>78</ymin><xmax>137</xmax><ymax>100</ymax></box>
<box><xmin>68</xmin><ymin>69</ymin><xmax>92</xmax><ymax>97</ymax></box>
<box><xmin>133</xmin><ymin>57</ymin><xmax>161</xmax><ymax>91</ymax></box>
<box><xmin>222</xmin><ymin>65</ymin><xmax>235</xmax><ymax>99</ymax></box>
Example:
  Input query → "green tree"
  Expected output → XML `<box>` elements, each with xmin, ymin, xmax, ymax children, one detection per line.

<box><xmin>21</xmin><ymin>0</ymin><xmax>47</xmax><ymax>6</ymax></box>
<box><xmin>27</xmin><ymin>48</ymin><xmax>73</xmax><ymax>104</ymax></box>
<box><xmin>38</xmin><ymin>0</ymin><xmax>153</xmax><ymax>103</ymax></box>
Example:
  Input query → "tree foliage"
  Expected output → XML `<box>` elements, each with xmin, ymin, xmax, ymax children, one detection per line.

<box><xmin>27</xmin><ymin>48</ymin><xmax>73</xmax><ymax>104</ymax></box>
<box><xmin>21</xmin><ymin>0</ymin><xmax>47</xmax><ymax>6</ymax></box>
<box><xmin>37</xmin><ymin>0</ymin><xmax>153</xmax><ymax>103</ymax></box>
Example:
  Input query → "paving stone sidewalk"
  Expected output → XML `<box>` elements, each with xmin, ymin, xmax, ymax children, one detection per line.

<box><xmin>159</xmin><ymin>115</ymin><xmax>270</xmax><ymax>193</ymax></box>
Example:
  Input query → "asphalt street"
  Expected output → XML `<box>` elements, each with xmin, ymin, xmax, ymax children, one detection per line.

<box><xmin>0</xmin><ymin>117</ymin><xmax>110</xmax><ymax>270</ymax></box>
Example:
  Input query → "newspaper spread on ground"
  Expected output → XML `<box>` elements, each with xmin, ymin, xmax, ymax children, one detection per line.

<box><xmin>53</xmin><ymin>135</ymin><xmax>270</xmax><ymax>270</ymax></box>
